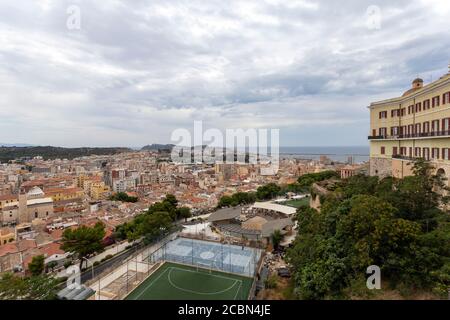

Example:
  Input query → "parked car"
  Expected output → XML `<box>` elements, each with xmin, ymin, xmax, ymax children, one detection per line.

<box><xmin>277</xmin><ymin>267</ymin><xmax>291</xmax><ymax>278</ymax></box>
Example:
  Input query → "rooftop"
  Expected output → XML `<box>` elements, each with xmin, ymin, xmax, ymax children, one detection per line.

<box><xmin>207</xmin><ymin>206</ymin><xmax>242</xmax><ymax>222</ymax></box>
<box><xmin>251</xmin><ymin>202</ymin><xmax>297</xmax><ymax>216</ymax></box>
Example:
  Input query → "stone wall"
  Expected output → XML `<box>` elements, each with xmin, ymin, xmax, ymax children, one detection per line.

<box><xmin>392</xmin><ymin>159</ymin><xmax>414</xmax><ymax>179</ymax></box>
<box><xmin>369</xmin><ymin>157</ymin><xmax>392</xmax><ymax>177</ymax></box>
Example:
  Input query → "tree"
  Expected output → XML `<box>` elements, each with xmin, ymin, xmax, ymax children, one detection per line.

<box><xmin>217</xmin><ymin>195</ymin><xmax>233</xmax><ymax>208</ymax></box>
<box><xmin>28</xmin><ymin>255</ymin><xmax>45</xmax><ymax>276</ymax></box>
<box><xmin>114</xmin><ymin>194</ymin><xmax>185</xmax><ymax>242</ymax></box>
<box><xmin>177</xmin><ymin>207</ymin><xmax>192</xmax><ymax>222</ymax></box>
<box><xmin>164</xmin><ymin>194</ymin><xmax>178</xmax><ymax>208</ymax></box>
<box><xmin>297</xmin><ymin>171</ymin><xmax>339</xmax><ymax>188</ymax></box>
<box><xmin>271</xmin><ymin>230</ymin><xmax>284</xmax><ymax>250</ymax></box>
<box><xmin>0</xmin><ymin>273</ymin><xmax>60</xmax><ymax>300</ymax></box>
<box><xmin>287</xmin><ymin>164</ymin><xmax>450</xmax><ymax>299</ymax></box>
<box><xmin>337</xmin><ymin>195</ymin><xmax>421</xmax><ymax>270</ymax></box>
<box><xmin>46</xmin><ymin>261</ymin><xmax>58</xmax><ymax>273</ymax></box>
<box><xmin>61</xmin><ymin>222</ymin><xmax>106</xmax><ymax>269</ymax></box>
<box><xmin>0</xmin><ymin>273</ymin><xmax>27</xmax><ymax>300</ymax></box>
<box><xmin>139</xmin><ymin>211</ymin><xmax>172</xmax><ymax>244</ymax></box>
<box><xmin>217</xmin><ymin>192</ymin><xmax>257</xmax><ymax>208</ymax></box>
<box><xmin>109</xmin><ymin>192</ymin><xmax>138</xmax><ymax>203</ymax></box>
<box><xmin>25</xmin><ymin>275</ymin><xmax>60</xmax><ymax>300</ymax></box>
<box><xmin>256</xmin><ymin>183</ymin><xmax>281</xmax><ymax>200</ymax></box>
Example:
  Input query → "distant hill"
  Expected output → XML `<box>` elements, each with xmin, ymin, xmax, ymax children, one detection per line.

<box><xmin>141</xmin><ymin>144</ymin><xmax>175</xmax><ymax>151</ymax></box>
<box><xmin>0</xmin><ymin>143</ymin><xmax>35</xmax><ymax>147</ymax></box>
<box><xmin>0</xmin><ymin>146</ymin><xmax>131</xmax><ymax>163</ymax></box>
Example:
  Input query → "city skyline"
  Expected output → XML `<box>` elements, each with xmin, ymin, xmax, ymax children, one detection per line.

<box><xmin>0</xmin><ymin>1</ymin><xmax>449</xmax><ymax>147</ymax></box>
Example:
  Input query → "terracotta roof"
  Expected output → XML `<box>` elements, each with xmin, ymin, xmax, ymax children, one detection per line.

<box><xmin>49</xmin><ymin>229</ymin><xmax>64</xmax><ymax>241</ymax></box>
<box><xmin>17</xmin><ymin>239</ymin><xmax>37</xmax><ymax>251</ymax></box>
<box><xmin>45</xmin><ymin>187</ymin><xmax>83</xmax><ymax>195</ymax></box>
<box><xmin>0</xmin><ymin>194</ymin><xmax>17</xmax><ymax>201</ymax></box>
<box><xmin>0</xmin><ymin>227</ymin><xmax>15</xmax><ymax>236</ymax></box>
<box><xmin>0</xmin><ymin>243</ymin><xmax>19</xmax><ymax>257</ymax></box>
<box><xmin>39</xmin><ymin>242</ymin><xmax>64</xmax><ymax>257</ymax></box>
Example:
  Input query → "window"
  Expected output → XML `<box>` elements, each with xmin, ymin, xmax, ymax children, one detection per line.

<box><xmin>408</xmin><ymin>105</ymin><xmax>414</xmax><ymax>114</ymax></box>
<box><xmin>423</xmin><ymin>99</ymin><xmax>430</xmax><ymax>110</ymax></box>
<box><xmin>391</xmin><ymin>126</ymin><xmax>399</xmax><ymax>136</ymax></box>
<box><xmin>415</xmin><ymin>123</ymin><xmax>421</xmax><ymax>135</ymax></box>
<box><xmin>415</xmin><ymin>102</ymin><xmax>422</xmax><ymax>113</ymax></box>
<box><xmin>381</xmin><ymin>147</ymin><xmax>385</xmax><ymax>155</ymax></box>
<box><xmin>432</xmin><ymin>96</ymin><xmax>440</xmax><ymax>108</ymax></box>
<box><xmin>415</xmin><ymin>147</ymin><xmax>421</xmax><ymax>157</ymax></box>
<box><xmin>400</xmin><ymin>147</ymin><xmax>407</xmax><ymax>155</ymax></box>
<box><xmin>379</xmin><ymin>111</ymin><xmax>387</xmax><ymax>119</ymax></box>
<box><xmin>408</xmin><ymin>124</ymin><xmax>414</xmax><ymax>135</ymax></box>
<box><xmin>442</xmin><ymin>118</ymin><xmax>450</xmax><ymax>134</ymax></box>
<box><xmin>443</xmin><ymin>92</ymin><xmax>450</xmax><ymax>105</ymax></box>
<box><xmin>432</xmin><ymin>120</ymin><xmax>440</xmax><ymax>133</ymax></box>
<box><xmin>35</xmin><ymin>212</ymin><xmax>38</xmax><ymax>218</ymax></box>
<box><xmin>391</xmin><ymin>109</ymin><xmax>401</xmax><ymax>117</ymax></box>
<box><xmin>379</xmin><ymin>127</ymin><xmax>387</xmax><ymax>136</ymax></box>
<box><xmin>432</xmin><ymin>148</ymin><xmax>440</xmax><ymax>159</ymax></box>
<box><xmin>442</xmin><ymin>148</ymin><xmax>450</xmax><ymax>160</ymax></box>
<box><xmin>400</xmin><ymin>126</ymin><xmax>407</xmax><ymax>136</ymax></box>
<box><xmin>409</xmin><ymin>147</ymin><xmax>413</xmax><ymax>157</ymax></box>
<box><xmin>393</xmin><ymin>147</ymin><xmax>398</xmax><ymax>156</ymax></box>
<box><xmin>423</xmin><ymin>121</ymin><xmax>430</xmax><ymax>134</ymax></box>
<box><xmin>423</xmin><ymin>148</ymin><xmax>430</xmax><ymax>160</ymax></box>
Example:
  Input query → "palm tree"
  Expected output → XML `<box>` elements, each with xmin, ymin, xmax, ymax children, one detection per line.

<box><xmin>271</xmin><ymin>230</ymin><xmax>283</xmax><ymax>250</ymax></box>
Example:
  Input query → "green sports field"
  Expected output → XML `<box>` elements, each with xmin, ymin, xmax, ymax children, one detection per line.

<box><xmin>126</xmin><ymin>262</ymin><xmax>254</xmax><ymax>300</ymax></box>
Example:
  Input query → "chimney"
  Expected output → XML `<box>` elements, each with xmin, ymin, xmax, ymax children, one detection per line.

<box><xmin>412</xmin><ymin>78</ymin><xmax>423</xmax><ymax>89</ymax></box>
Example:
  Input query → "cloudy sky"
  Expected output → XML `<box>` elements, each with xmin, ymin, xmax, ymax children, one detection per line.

<box><xmin>0</xmin><ymin>0</ymin><xmax>449</xmax><ymax>148</ymax></box>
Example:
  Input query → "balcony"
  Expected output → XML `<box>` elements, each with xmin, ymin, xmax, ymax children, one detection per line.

<box><xmin>392</xmin><ymin>155</ymin><xmax>416</xmax><ymax>161</ymax></box>
<box><xmin>368</xmin><ymin>130</ymin><xmax>450</xmax><ymax>140</ymax></box>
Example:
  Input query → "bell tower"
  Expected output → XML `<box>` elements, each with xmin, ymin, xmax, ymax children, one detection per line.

<box><xmin>18</xmin><ymin>193</ymin><xmax>28</xmax><ymax>223</ymax></box>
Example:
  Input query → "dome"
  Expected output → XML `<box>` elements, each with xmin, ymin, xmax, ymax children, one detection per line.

<box><xmin>27</xmin><ymin>186</ymin><xmax>45</xmax><ymax>198</ymax></box>
<box><xmin>412</xmin><ymin>78</ymin><xmax>423</xmax><ymax>84</ymax></box>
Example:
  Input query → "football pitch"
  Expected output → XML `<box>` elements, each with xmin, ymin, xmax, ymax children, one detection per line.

<box><xmin>125</xmin><ymin>262</ymin><xmax>254</xmax><ymax>300</ymax></box>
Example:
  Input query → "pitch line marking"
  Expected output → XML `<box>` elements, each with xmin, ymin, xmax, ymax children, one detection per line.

<box><xmin>167</xmin><ymin>268</ymin><xmax>240</xmax><ymax>296</ymax></box>
<box><xmin>132</xmin><ymin>267</ymin><xmax>170</xmax><ymax>300</ymax></box>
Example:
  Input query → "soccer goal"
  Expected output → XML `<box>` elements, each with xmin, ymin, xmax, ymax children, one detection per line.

<box><xmin>196</xmin><ymin>261</ymin><xmax>213</xmax><ymax>274</ymax></box>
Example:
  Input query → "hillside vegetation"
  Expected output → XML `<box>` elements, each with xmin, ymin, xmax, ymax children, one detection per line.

<box><xmin>0</xmin><ymin>146</ymin><xmax>131</xmax><ymax>163</ymax></box>
<box><xmin>286</xmin><ymin>159</ymin><xmax>450</xmax><ymax>299</ymax></box>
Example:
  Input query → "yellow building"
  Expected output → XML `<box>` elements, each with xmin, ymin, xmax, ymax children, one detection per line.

<box><xmin>369</xmin><ymin>67</ymin><xmax>450</xmax><ymax>181</ymax></box>
<box><xmin>45</xmin><ymin>187</ymin><xmax>84</xmax><ymax>202</ymax></box>
<box><xmin>0</xmin><ymin>194</ymin><xmax>17</xmax><ymax>211</ymax></box>
<box><xmin>76</xmin><ymin>174</ymin><xmax>87</xmax><ymax>188</ymax></box>
<box><xmin>90</xmin><ymin>182</ymin><xmax>110</xmax><ymax>200</ymax></box>
<box><xmin>0</xmin><ymin>228</ymin><xmax>15</xmax><ymax>245</ymax></box>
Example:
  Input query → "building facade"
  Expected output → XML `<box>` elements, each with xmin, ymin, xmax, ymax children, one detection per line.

<box><xmin>369</xmin><ymin>68</ymin><xmax>450</xmax><ymax>181</ymax></box>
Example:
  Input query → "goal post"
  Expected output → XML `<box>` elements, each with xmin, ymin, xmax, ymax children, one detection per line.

<box><xmin>196</xmin><ymin>262</ymin><xmax>213</xmax><ymax>274</ymax></box>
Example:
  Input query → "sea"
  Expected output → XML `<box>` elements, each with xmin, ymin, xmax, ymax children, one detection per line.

<box><xmin>279</xmin><ymin>146</ymin><xmax>369</xmax><ymax>164</ymax></box>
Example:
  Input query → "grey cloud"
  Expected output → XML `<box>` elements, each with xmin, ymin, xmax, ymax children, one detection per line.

<box><xmin>0</xmin><ymin>0</ymin><xmax>448</xmax><ymax>147</ymax></box>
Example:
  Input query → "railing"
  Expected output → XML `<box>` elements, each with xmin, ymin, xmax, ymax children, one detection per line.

<box><xmin>368</xmin><ymin>130</ymin><xmax>450</xmax><ymax>140</ymax></box>
<box><xmin>392</xmin><ymin>155</ymin><xmax>416</xmax><ymax>161</ymax></box>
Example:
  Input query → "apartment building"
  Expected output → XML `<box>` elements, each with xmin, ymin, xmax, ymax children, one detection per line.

<box><xmin>369</xmin><ymin>66</ymin><xmax>450</xmax><ymax>180</ymax></box>
<box><xmin>44</xmin><ymin>187</ymin><xmax>84</xmax><ymax>202</ymax></box>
